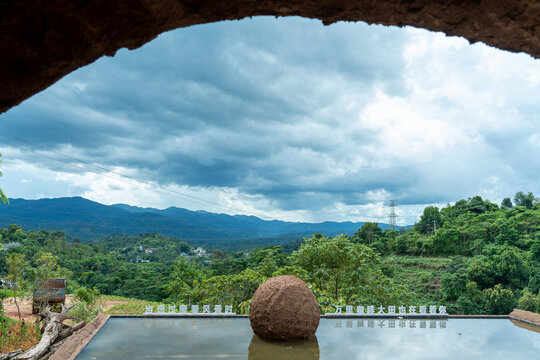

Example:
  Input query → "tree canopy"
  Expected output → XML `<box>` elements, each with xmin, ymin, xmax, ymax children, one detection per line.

<box><xmin>1</xmin><ymin>191</ymin><xmax>539</xmax><ymax>316</ymax></box>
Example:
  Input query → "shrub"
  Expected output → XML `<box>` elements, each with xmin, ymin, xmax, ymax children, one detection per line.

<box><xmin>483</xmin><ymin>284</ymin><xmax>516</xmax><ymax>315</ymax></box>
<box><xmin>517</xmin><ymin>291</ymin><xmax>540</xmax><ymax>313</ymax></box>
<box><xmin>528</xmin><ymin>272</ymin><xmax>540</xmax><ymax>294</ymax></box>
<box><xmin>0</xmin><ymin>289</ymin><xmax>6</xmax><ymax>319</ymax></box>
<box><xmin>70</xmin><ymin>287</ymin><xmax>101</xmax><ymax>322</ymax></box>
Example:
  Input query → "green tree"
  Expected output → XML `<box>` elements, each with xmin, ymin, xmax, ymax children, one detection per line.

<box><xmin>483</xmin><ymin>284</ymin><xmax>516</xmax><ymax>315</ymax></box>
<box><xmin>495</xmin><ymin>222</ymin><xmax>518</xmax><ymax>246</ymax></box>
<box><xmin>467</xmin><ymin>196</ymin><xmax>487</xmax><ymax>214</ymax></box>
<box><xmin>414</xmin><ymin>206</ymin><xmax>442</xmax><ymax>234</ymax></box>
<box><xmin>7</xmin><ymin>253</ymin><xmax>28</xmax><ymax>321</ymax></box>
<box><xmin>517</xmin><ymin>290</ymin><xmax>540</xmax><ymax>313</ymax></box>
<box><xmin>35</xmin><ymin>252</ymin><xmax>59</xmax><ymax>281</ymax></box>
<box><xmin>528</xmin><ymin>270</ymin><xmax>540</xmax><ymax>294</ymax></box>
<box><xmin>33</xmin><ymin>251</ymin><xmax>72</xmax><ymax>283</ymax></box>
<box><xmin>467</xmin><ymin>256</ymin><xmax>495</xmax><ymax>289</ymax></box>
<box><xmin>257</xmin><ymin>254</ymin><xmax>278</xmax><ymax>277</ymax></box>
<box><xmin>354</xmin><ymin>223</ymin><xmax>383</xmax><ymax>244</ymax></box>
<box><xmin>489</xmin><ymin>246</ymin><xmax>530</xmax><ymax>289</ymax></box>
<box><xmin>514</xmin><ymin>192</ymin><xmax>536</xmax><ymax>209</ymax></box>
<box><xmin>454</xmin><ymin>281</ymin><xmax>484</xmax><ymax>315</ymax></box>
<box><xmin>166</xmin><ymin>256</ymin><xmax>206</xmax><ymax>304</ymax></box>
<box><xmin>441</xmin><ymin>268</ymin><xmax>469</xmax><ymax>301</ymax></box>
<box><xmin>191</xmin><ymin>269</ymin><xmax>266</xmax><ymax>313</ymax></box>
<box><xmin>292</xmin><ymin>234</ymin><xmax>404</xmax><ymax>304</ymax></box>
<box><xmin>501</xmin><ymin>197</ymin><xmax>513</xmax><ymax>210</ymax></box>
<box><xmin>211</xmin><ymin>249</ymin><xmax>225</xmax><ymax>261</ymax></box>
<box><xmin>530</xmin><ymin>232</ymin><xmax>540</xmax><ymax>261</ymax></box>
<box><xmin>70</xmin><ymin>287</ymin><xmax>102</xmax><ymax>322</ymax></box>
<box><xmin>271</xmin><ymin>265</ymin><xmax>309</xmax><ymax>281</ymax></box>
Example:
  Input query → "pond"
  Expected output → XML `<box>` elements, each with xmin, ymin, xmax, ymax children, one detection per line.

<box><xmin>76</xmin><ymin>317</ymin><xmax>540</xmax><ymax>360</ymax></box>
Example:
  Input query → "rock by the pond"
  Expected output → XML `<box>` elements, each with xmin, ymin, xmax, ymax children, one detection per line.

<box><xmin>249</xmin><ymin>275</ymin><xmax>320</xmax><ymax>340</ymax></box>
<box><xmin>509</xmin><ymin>309</ymin><xmax>540</xmax><ymax>327</ymax></box>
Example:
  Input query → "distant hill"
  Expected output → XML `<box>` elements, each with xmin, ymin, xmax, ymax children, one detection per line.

<box><xmin>0</xmin><ymin>197</ymin><xmax>404</xmax><ymax>242</ymax></box>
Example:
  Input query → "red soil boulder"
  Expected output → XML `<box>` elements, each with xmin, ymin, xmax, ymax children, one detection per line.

<box><xmin>249</xmin><ymin>275</ymin><xmax>320</xmax><ymax>340</ymax></box>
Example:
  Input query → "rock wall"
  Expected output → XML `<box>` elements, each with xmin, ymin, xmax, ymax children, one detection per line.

<box><xmin>1</xmin><ymin>0</ymin><xmax>539</xmax><ymax>113</ymax></box>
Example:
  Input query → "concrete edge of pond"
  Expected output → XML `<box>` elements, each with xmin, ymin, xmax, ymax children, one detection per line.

<box><xmin>508</xmin><ymin>309</ymin><xmax>540</xmax><ymax>327</ymax></box>
<box><xmin>321</xmin><ymin>314</ymin><xmax>451</xmax><ymax>319</ymax></box>
<box><xmin>107</xmin><ymin>314</ymin><xmax>510</xmax><ymax>319</ymax></box>
<box><xmin>109</xmin><ymin>314</ymin><xmax>250</xmax><ymax>318</ymax></box>
<box><xmin>49</xmin><ymin>312</ymin><xmax>110</xmax><ymax>360</ymax></box>
<box><xmin>447</xmin><ymin>315</ymin><xmax>508</xmax><ymax>319</ymax></box>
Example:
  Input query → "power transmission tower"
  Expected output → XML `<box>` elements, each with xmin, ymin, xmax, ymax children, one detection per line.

<box><xmin>388</xmin><ymin>200</ymin><xmax>397</xmax><ymax>230</ymax></box>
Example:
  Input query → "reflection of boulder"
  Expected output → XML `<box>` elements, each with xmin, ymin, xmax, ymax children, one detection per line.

<box><xmin>509</xmin><ymin>319</ymin><xmax>540</xmax><ymax>333</ymax></box>
<box><xmin>248</xmin><ymin>335</ymin><xmax>319</xmax><ymax>360</ymax></box>
<box><xmin>249</xmin><ymin>275</ymin><xmax>320</xmax><ymax>340</ymax></box>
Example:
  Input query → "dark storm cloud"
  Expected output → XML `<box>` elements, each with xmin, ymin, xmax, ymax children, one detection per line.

<box><xmin>0</xmin><ymin>17</ymin><xmax>411</xmax><ymax>210</ymax></box>
<box><xmin>1</xmin><ymin>16</ymin><xmax>538</xmax><ymax>214</ymax></box>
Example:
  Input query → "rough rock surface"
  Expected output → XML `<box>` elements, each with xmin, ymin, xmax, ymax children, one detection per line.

<box><xmin>49</xmin><ymin>312</ymin><xmax>109</xmax><ymax>360</ymax></box>
<box><xmin>1</xmin><ymin>0</ymin><xmax>539</xmax><ymax>114</ymax></box>
<box><xmin>248</xmin><ymin>335</ymin><xmax>319</xmax><ymax>359</ymax></box>
<box><xmin>509</xmin><ymin>308</ymin><xmax>540</xmax><ymax>327</ymax></box>
<box><xmin>249</xmin><ymin>275</ymin><xmax>320</xmax><ymax>340</ymax></box>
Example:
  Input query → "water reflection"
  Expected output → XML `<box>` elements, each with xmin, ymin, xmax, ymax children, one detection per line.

<box><xmin>509</xmin><ymin>319</ymin><xmax>540</xmax><ymax>333</ymax></box>
<box><xmin>143</xmin><ymin>318</ymin><xmax>235</xmax><ymax>329</ymax></box>
<box><xmin>334</xmin><ymin>319</ymin><xmax>448</xmax><ymax>329</ymax></box>
<box><xmin>76</xmin><ymin>318</ymin><xmax>540</xmax><ymax>360</ymax></box>
<box><xmin>248</xmin><ymin>335</ymin><xmax>319</xmax><ymax>360</ymax></box>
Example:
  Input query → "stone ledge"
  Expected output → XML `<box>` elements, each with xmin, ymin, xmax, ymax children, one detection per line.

<box><xmin>49</xmin><ymin>312</ymin><xmax>110</xmax><ymax>360</ymax></box>
<box><xmin>508</xmin><ymin>309</ymin><xmax>540</xmax><ymax>327</ymax></box>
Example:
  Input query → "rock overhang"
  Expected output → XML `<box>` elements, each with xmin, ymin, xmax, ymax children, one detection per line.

<box><xmin>1</xmin><ymin>0</ymin><xmax>539</xmax><ymax>114</ymax></box>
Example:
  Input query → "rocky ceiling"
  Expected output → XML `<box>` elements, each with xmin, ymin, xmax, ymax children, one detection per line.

<box><xmin>1</xmin><ymin>0</ymin><xmax>539</xmax><ymax>114</ymax></box>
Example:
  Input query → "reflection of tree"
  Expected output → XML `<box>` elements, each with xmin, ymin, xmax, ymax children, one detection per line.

<box><xmin>248</xmin><ymin>335</ymin><xmax>319</xmax><ymax>360</ymax></box>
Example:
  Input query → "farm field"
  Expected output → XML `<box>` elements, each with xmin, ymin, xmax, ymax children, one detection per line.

<box><xmin>382</xmin><ymin>256</ymin><xmax>453</xmax><ymax>305</ymax></box>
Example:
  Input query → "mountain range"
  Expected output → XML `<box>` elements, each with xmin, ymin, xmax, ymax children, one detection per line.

<box><xmin>0</xmin><ymin>197</ymin><xmax>403</xmax><ymax>243</ymax></box>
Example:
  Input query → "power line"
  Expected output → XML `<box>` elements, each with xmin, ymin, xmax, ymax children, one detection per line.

<box><xmin>0</xmin><ymin>133</ymin><xmax>244</xmax><ymax>214</ymax></box>
<box><xmin>388</xmin><ymin>199</ymin><xmax>397</xmax><ymax>229</ymax></box>
<box><xmin>0</xmin><ymin>133</ymin><xmax>438</xmax><ymax>221</ymax></box>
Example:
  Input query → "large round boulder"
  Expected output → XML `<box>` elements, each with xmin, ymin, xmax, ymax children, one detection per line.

<box><xmin>249</xmin><ymin>275</ymin><xmax>320</xmax><ymax>340</ymax></box>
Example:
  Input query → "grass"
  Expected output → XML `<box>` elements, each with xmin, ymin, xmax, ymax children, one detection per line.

<box><xmin>100</xmin><ymin>295</ymin><xmax>153</xmax><ymax>315</ymax></box>
<box><xmin>383</xmin><ymin>255</ymin><xmax>453</xmax><ymax>270</ymax></box>
<box><xmin>383</xmin><ymin>255</ymin><xmax>453</xmax><ymax>304</ymax></box>
<box><xmin>0</xmin><ymin>318</ymin><xmax>42</xmax><ymax>354</ymax></box>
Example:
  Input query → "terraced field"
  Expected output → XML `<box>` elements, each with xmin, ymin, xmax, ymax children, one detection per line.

<box><xmin>382</xmin><ymin>255</ymin><xmax>453</xmax><ymax>305</ymax></box>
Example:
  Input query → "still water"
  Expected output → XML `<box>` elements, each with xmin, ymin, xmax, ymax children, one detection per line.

<box><xmin>76</xmin><ymin>318</ymin><xmax>539</xmax><ymax>360</ymax></box>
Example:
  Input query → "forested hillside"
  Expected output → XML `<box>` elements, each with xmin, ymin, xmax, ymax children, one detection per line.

<box><xmin>1</xmin><ymin>193</ymin><xmax>539</xmax><ymax>315</ymax></box>
<box><xmin>0</xmin><ymin>197</ymin><xmax>397</xmax><ymax>242</ymax></box>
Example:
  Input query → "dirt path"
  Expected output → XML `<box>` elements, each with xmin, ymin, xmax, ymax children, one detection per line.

<box><xmin>100</xmin><ymin>299</ymin><xmax>128</xmax><ymax>312</ymax></box>
<box><xmin>2</xmin><ymin>295</ymin><xmax>74</xmax><ymax>321</ymax></box>
<box><xmin>2</xmin><ymin>296</ymin><xmax>133</xmax><ymax>320</ymax></box>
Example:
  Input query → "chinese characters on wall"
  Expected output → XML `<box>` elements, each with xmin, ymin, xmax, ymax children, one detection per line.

<box><xmin>326</xmin><ymin>305</ymin><xmax>448</xmax><ymax>316</ymax></box>
<box><xmin>143</xmin><ymin>304</ymin><xmax>235</xmax><ymax>316</ymax></box>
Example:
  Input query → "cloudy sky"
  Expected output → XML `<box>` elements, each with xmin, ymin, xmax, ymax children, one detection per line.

<box><xmin>0</xmin><ymin>17</ymin><xmax>539</xmax><ymax>225</ymax></box>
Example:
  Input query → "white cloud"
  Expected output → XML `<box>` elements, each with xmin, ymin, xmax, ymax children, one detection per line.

<box><xmin>0</xmin><ymin>17</ymin><xmax>539</xmax><ymax>225</ymax></box>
